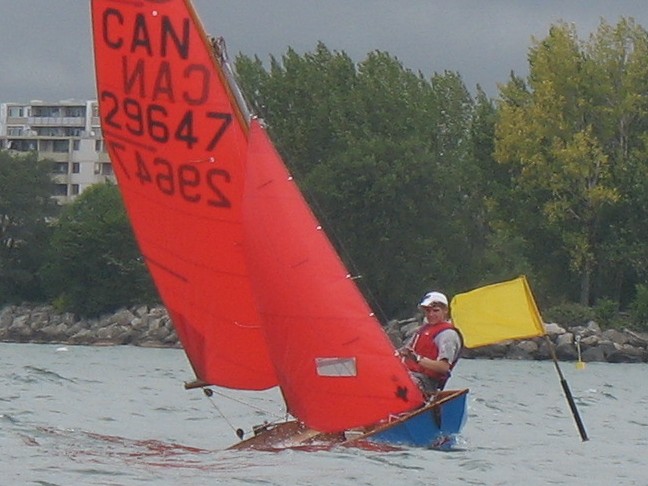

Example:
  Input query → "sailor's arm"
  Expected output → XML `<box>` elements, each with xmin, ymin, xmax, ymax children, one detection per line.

<box><xmin>416</xmin><ymin>356</ymin><xmax>450</xmax><ymax>374</ymax></box>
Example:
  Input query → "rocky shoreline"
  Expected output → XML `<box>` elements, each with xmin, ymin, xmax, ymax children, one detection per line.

<box><xmin>388</xmin><ymin>316</ymin><xmax>648</xmax><ymax>363</ymax></box>
<box><xmin>0</xmin><ymin>304</ymin><xmax>180</xmax><ymax>348</ymax></box>
<box><xmin>1</xmin><ymin>303</ymin><xmax>647</xmax><ymax>363</ymax></box>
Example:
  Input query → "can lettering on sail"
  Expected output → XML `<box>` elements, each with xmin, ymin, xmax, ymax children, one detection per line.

<box><xmin>92</xmin><ymin>1</ymin><xmax>244</xmax><ymax>210</ymax></box>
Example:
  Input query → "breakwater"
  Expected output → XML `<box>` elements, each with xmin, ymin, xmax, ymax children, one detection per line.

<box><xmin>1</xmin><ymin>303</ymin><xmax>647</xmax><ymax>362</ymax></box>
<box><xmin>0</xmin><ymin>304</ymin><xmax>179</xmax><ymax>348</ymax></box>
<box><xmin>387</xmin><ymin>317</ymin><xmax>648</xmax><ymax>363</ymax></box>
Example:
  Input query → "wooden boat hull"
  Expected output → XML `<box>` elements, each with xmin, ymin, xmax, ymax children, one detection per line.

<box><xmin>229</xmin><ymin>388</ymin><xmax>468</xmax><ymax>451</ymax></box>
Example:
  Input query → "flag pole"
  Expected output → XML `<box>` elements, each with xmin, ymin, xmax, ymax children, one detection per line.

<box><xmin>544</xmin><ymin>335</ymin><xmax>589</xmax><ymax>441</ymax></box>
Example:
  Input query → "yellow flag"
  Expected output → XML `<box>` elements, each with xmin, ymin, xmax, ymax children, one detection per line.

<box><xmin>450</xmin><ymin>276</ymin><xmax>545</xmax><ymax>348</ymax></box>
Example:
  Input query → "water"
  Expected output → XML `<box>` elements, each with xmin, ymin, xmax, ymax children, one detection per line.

<box><xmin>2</xmin><ymin>343</ymin><xmax>646</xmax><ymax>485</ymax></box>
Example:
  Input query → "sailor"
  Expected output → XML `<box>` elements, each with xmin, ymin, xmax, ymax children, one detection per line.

<box><xmin>398</xmin><ymin>291</ymin><xmax>463</xmax><ymax>396</ymax></box>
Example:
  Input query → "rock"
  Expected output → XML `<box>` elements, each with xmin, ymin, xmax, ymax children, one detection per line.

<box><xmin>39</xmin><ymin>323</ymin><xmax>70</xmax><ymax>341</ymax></box>
<box><xmin>106</xmin><ymin>308</ymin><xmax>136</xmax><ymax>327</ymax></box>
<box><xmin>569</xmin><ymin>323</ymin><xmax>600</xmax><ymax>339</ymax></box>
<box><xmin>147</xmin><ymin>327</ymin><xmax>168</xmax><ymax>342</ymax></box>
<box><xmin>535</xmin><ymin>339</ymin><xmax>552</xmax><ymax>360</ymax></box>
<box><xmin>462</xmin><ymin>342</ymin><xmax>509</xmax><ymax>359</ymax></box>
<box><xmin>133</xmin><ymin>305</ymin><xmax>150</xmax><ymax>317</ymax></box>
<box><xmin>625</xmin><ymin>329</ymin><xmax>648</xmax><ymax>347</ymax></box>
<box><xmin>28</xmin><ymin>306</ymin><xmax>52</xmax><ymax>331</ymax></box>
<box><xmin>9</xmin><ymin>315</ymin><xmax>32</xmax><ymax>340</ymax></box>
<box><xmin>581</xmin><ymin>346</ymin><xmax>607</xmax><ymax>362</ymax></box>
<box><xmin>131</xmin><ymin>317</ymin><xmax>148</xmax><ymax>332</ymax></box>
<box><xmin>607</xmin><ymin>344</ymin><xmax>646</xmax><ymax>363</ymax></box>
<box><xmin>69</xmin><ymin>329</ymin><xmax>95</xmax><ymax>345</ymax></box>
<box><xmin>0</xmin><ymin>305</ymin><xmax>16</xmax><ymax>328</ymax></box>
<box><xmin>555</xmin><ymin>342</ymin><xmax>578</xmax><ymax>360</ymax></box>
<box><xmin>593</xmin><ymin>341</ymin><xmax>619</xmax><ymax>360</ymax></box>
<box><xmin>585</xmin><ymin>320</ymin><xmax>602</xmax><ymax>333</ymax></box>
<box><xmin>506</xmin><ymin>340</ymin><xmax>538</xmax><ymax>360</ymax></box>
<box><xmin>601</xmin><ymin>329</ymin><xmax>630</xmax><ymax>346</ymax></box>
<box><xmin>148</xmin><ymin>317</ymin><xmax>166</xmax><ymax>330</ymax></box>
<box><xmin>544</xmin><ymin>322</ymin><xmax>565</xmax><ymax>336</ymax></box>
<box><xmin>579</xmin><ymin>334</ymin><xmax>601</xmax><ymax>347</ymax></box>
<box><xmin>555</xmin><ymin>333</ymin><xmax>574</xmax><ymax>346</ymax></box>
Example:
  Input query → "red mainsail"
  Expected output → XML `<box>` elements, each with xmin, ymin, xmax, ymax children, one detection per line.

<box><xmin>90</xmin><ymin>0</ymin><xmax>277</xmax><ymax>390</ymax></box>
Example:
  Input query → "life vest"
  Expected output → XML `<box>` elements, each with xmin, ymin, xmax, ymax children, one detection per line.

<box><xmin>406</xmin><ymin>321</ymin><xmax>462</xmax><ymax>384</ymax></box>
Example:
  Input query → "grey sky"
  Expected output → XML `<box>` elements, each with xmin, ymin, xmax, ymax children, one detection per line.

<box><xmin>1</xmin><ymin>1</ymin><xmax>647</xmax><ymax>104</ymax></box>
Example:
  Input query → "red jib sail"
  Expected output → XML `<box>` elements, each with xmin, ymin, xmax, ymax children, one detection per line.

<box><xmin>90</xmin><ymin>0</ymin><xmax>277</xmax><ymax>390</ymax></box>
<box><xmin>244</xmin><ymin>120</ymin><xmax>424</xmax><ymax>431</ymax></box>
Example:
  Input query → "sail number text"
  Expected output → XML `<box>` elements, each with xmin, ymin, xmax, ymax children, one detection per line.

<box><xmin>108</xmin><ymin>142</ymin><xmax>231</xmax><ymax>209</ymax></box>
<box><xmin>100</xmin><ymin>90</ymin><xmax>232</xmax><ymax>151</ymax></box>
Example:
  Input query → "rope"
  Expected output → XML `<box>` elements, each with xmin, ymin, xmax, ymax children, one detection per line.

<box><xmin>201</xmin><ymin>388</ymin><xmax>288</xmax><ymax>438</ymax></box>
<box><xmin>202</xmin><ymin>388</ymin><xmax>239</xmax><ymax>434</ymax></box>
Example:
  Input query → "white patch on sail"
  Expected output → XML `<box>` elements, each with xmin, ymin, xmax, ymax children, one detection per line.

<box><xmin>315</xmin><ymin>357</ymin><xmax>357</xmax><ymax>377</ymax></box>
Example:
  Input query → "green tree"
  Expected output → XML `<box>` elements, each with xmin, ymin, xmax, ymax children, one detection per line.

<box><xmin>42</xmin><ymin>183</ymin><xmax>157</xmax><ymax>316</ymax></box>
<box><xmin>494</xmin><ymin>20</ymin><xmax>648</xmax><ymax>305</ymax></box>
<box><xmin>586</xmin><ymin>19</ymin><xmax>648</xmax><ymax>305</ymax></box>
<box><xmin>467</xmin><ymin>87</ymin><xmax>535</xmax><ymax>286</ymax></box>
<box><xmin>306</xmin><ymin>51</ymin><xmax>442</xmax><ymax>316</ymax></box>
<box><xmin>0</xmin><ymin>150</ymin><xmax>57</xmax><ymax>304</ymax></box>
<box><xmin>237</xmin><ymin>43</ymin><xmax>358</xmax><ymax>176</ymax></box>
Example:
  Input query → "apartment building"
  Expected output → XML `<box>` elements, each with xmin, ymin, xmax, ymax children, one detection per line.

<box><xmin>0</xmin><ymin>99</ymin><xmax>115</xmax><ymax>203</ymax></box>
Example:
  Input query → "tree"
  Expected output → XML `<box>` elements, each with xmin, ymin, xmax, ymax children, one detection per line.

<box><xmin>466</xmin><ymin>87</ymin><xmax>536</xmax><ymax>286</ymax></box>
<box><xmin>42</xmin><ymin>183</ymin><xmax>158</xmax><ymax>316</ymax></box>
<box><xmin>586</xmin><ymin>19</ymin><xmax>648</xmax><ymax>305</ymax></box>
<box><xmin>0</xmin><ymin>150</ymin><xmax>57</xmax><ymax>304</ymax></box>
<box><xmin>494</xmin><ymin>20</ymin><xmax>648</xmax><ymax>305</ymax></box>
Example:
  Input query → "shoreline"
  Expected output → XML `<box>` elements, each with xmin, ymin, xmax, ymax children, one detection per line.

<box><xmin>2</xmin><ymin>303</ymin><xmax>647</xmax><ymax>363</ymax></box>
<box><xmin>0</xmin><ymin>303</ymin><xmax>180</xmax><ymax>349</ymax></box>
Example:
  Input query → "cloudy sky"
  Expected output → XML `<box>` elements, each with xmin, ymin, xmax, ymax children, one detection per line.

<box><xmin>2</xmin><ymin>1</ymin><xmax>647</xmax><ymax>104</ymax></box>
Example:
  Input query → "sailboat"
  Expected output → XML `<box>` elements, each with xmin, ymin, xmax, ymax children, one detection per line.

<box><xmin>90</xmin><ymin>0</ymin><xmax>468</xmax><ymax>449</ymax></box>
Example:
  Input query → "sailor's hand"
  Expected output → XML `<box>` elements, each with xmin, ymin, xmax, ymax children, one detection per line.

<box><xmin>397</xmin><ymin>347</ymin><xmax>420</xmax><ymax>362</ymax></box>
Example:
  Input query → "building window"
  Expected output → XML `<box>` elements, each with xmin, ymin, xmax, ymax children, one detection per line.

<box><xmin>32</xmin><ymin>106</ymin><xmax>61</xmax><ymax>117</ymax></box>
<box><xmin>53</xmin><ymin>162</ymin><xmax>68</xmax><ymax>174</ymax></box>
<box><xmin>70</xmin><ymin>184</ymin><xmax>80</xmax><ymax>196</ymax></box>
<box><xmin>65</xmin><ymin>107</ymin><xmax>85</xmax><ymax>117</ymax></box>
<box><xmin>72</xmin><ymin>163</ymin><xmax>80</xmax><ymax>173</ymax></box>
<box><xmin>8</xmin><ymin>106</ymin><xmax>24</xmax><ymax>117</ymax></box>
<box><xmin>9</xmin><ymin>139</ymin><xmax>36</xmax><ymax>151</ymax></box>
<box><xmin>95</xmin><ymin>139</ymin><xmax>103</xmax><ymax>152</ymax></box>
<box><xmin>101</xmin><ymin>163</ymin><xmax>114</xmax><ymax>176</ymax></box>
<box><xmin>54</xmin><ymin>184</ymin><xmax>68</xmax><ymax>196</ymax></box>
<box><xmin>52</xmin><ymin>140</ymin><xmax>69</xmax><ymax>152</ymax></box>
<box><xmin>67</xmin><ymin>127</ymin><xmax>83</xmax><ymax>137</ymax></box>
<box><xmin>72</xmin><ymin>139</ymin><xmax>80</xmax><ymax>151</ymax></box>
<box><xmin>37</xmin><ymin>127</ymin><xmax>65</xmax><ymax>137</ymax></box>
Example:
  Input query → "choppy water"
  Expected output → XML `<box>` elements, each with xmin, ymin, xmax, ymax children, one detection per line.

<box><xmin>2</xmin><ymin>343</ymin><xmax>646</xmax><ymax>485</ymax></box>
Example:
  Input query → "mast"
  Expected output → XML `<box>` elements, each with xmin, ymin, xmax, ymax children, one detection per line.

<box><xmin>210</xmin><ymin>36</ymin><xmax>253</xmax><ymax>133</ymax></box>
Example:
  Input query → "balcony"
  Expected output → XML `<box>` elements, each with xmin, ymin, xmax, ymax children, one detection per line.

<box><xmin>4</xmin><ymin>115</ymin><xmax>28</xmax><ymax>125</ymax></box>
<box><xmin>41</xmin><ymin>152</ymin><xmax>70</xmax><ymax>162</ymax></box>
<box><xmin>27</xmin><ymin>116</ymin><xmax>86</xmax><ymax>126</ymax></box>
